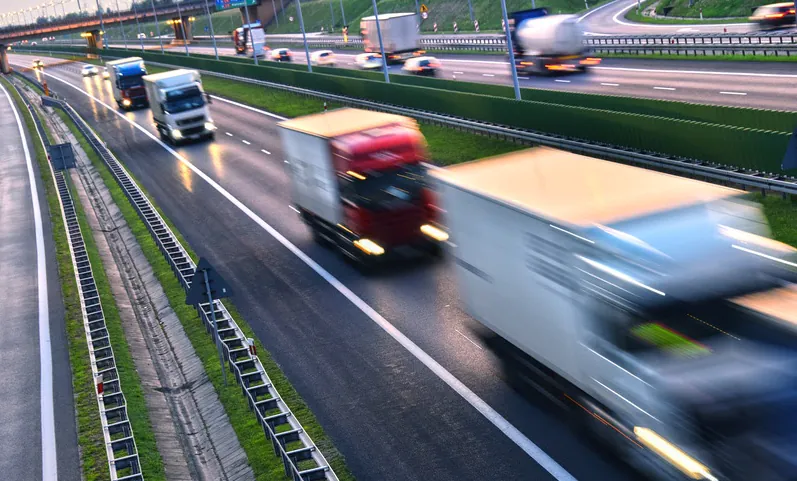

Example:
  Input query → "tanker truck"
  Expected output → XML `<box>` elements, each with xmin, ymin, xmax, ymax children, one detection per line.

<box><xmin>509</xmin><ymin>8</ymin><xmax>600</xmax><ymax>74</ymax></box>
<box><xmin>431</xmin><ymin>147</ymin><xmax>797</xmax><ymax>481</ymax></box>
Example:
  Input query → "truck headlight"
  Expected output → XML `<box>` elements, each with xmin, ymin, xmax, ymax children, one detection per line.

<box><xmin>122</xmin><ymin>98</ymin><xmax>131</xmax><ymax>107</ymax></box>
<box><xmin>634</xmin><ymin>427</ymin><xmax>716</xmax><ymax>480</ymax></box>
<box><xmin>353</xmin><ymin>239</ymin><xmax>385</xmax><ymax>256</ymax></box>
<box><xmin>102</xmin><ymin>71</ymin><xmax>110</xmax><ymax>79</ymax></box>
<box><xmin>204</xmin><ymin>122</ymin><xmax>217</xmax><ymax>131</ymax></box>
<box><xmin>420</xmin><ymin>224</ymin><xmax>449</xmax><ymax>242</ymax></box>
<box><xmin>171</xmin><ymin>129</ymin><xmax>183</xmax><ymax>140</ymax></box>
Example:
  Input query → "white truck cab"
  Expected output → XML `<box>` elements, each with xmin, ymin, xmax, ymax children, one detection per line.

<box><xmin>142</xmin><ymin>69</ymin><xmax>216</xmax><ymax>144</ymax></box>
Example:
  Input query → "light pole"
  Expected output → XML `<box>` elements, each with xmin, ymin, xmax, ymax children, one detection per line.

<box><xmin>149</xmin><ymin>0</ymin><xmax>164</xmax><ymax>53</ymax></box>
<box><xmin>500</xmin><ymin>0</ymin><xmax>520</xmax><ymax>100</ymax></box>
<box><xmin>370</xmin><ymin>0</ymin><xmax>389</xmax><ymax>83</ymax></box>
<box><xmin>95</xmin><ymin>0</ymin><xmax>107</xmax><ymax>49</ymax></box>
<box><xmin>203</xmin><ymin>0</ymin><xmax>219</xmax><ymax>59</ymax></box>
<box><xmin>242</xmin><ymin>2</ymin><xmax>257</xmax><ymax>65</ymax></box>
<box><xmin>467</xmin><ymin>0</ymin><xmax>474</xmax><ymax>24</ymax></box>
<box><xmin>271</xmin><ymin>0</ymin><xmax>279</xmax><ymax>27</ymax></box>
<box><xmin>328</xmin><ymin>0</ymin><xmax>335</xmax><ymax>30</ymax></box>
<box><xmin>339</xmin><ymin>0</ymin><xmax>346</xmax><ymax>26</ymax></box>
<box><xmin>295</xmin><ymin>0</ymin><xmax>311</xmax><ymax>72</ymax></box>
<box><xmin>115</xmin><ymin>0</ymin><xmax>128</xmax><ymax>49</ymax></box>
<box><xmin>132</xmin><ymin>1</ymin><xmax>145</xmax><ymax>50</ymax></box>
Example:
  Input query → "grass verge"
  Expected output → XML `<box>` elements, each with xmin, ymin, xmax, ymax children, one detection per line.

<box><xmin>54</xmin><ymin>105</ymin><xmax>358</xmax><ymax>481</ymax></box>
<box><xmin>0</xmin><ymin>75</ymin><xmax>109</xmax><ymax>481</ymax></box>
<box><xmin>5</xmin><ymin>76</ymin><xmax>168</xmax><ymax>481</ymax></box>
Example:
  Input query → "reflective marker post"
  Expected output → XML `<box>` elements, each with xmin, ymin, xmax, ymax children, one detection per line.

<box><xmin>371</xmin><ymin>0</ymin><xmax>390</xmax><ymax>83</ymax></box>
<box><xmin>296</xmin><ymin>0</ymin><xmax>312</xmax><ymax>72</ymax></box>
<box><xmin>500</xmin><ymin>0</ymin><xmax>520</xmax><ymax>100</ymax></box>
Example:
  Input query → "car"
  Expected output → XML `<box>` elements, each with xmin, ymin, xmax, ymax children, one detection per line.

<box><xmin>137</xmin><ymin>33</ymin><xmax>147</xmax><ymax>39</ymax></box>
<box><xmin>42</xmin><ymin>37</ymin><xmax>48</xmax><ymax>42</ymax></box>
<box><xmin>402</xmin><ymin>56</ymin><xmax>441</xmax><ymax>76</ymax></box>
<box><xmin>81</xmin><ymin>65</ymin><xmax>99</xmax><ymax>77</ymax></box>
<box><xmin>750</xmin><ymin>2</ymin><xmax>796</xmax><ymax>29</ymax></box>
<box><xmin>30</xmin><ymin>41</ymin><xmax>37</xmax><ymax>46</ymax></box>
<box><xmin>270</xmin><ymin>48</ymin><xmax>293</xmax><ymax>62</ymax></box>
<box><xmin>102</xmin><ymin>67</ymin><xmax>110</xmax><ymax>79</ymax></box>
<box><xmin>355</xmin><ymin>52</ymin><xmax>383</xmax><ymax>70</ymax></box>
<box><xmin>310</xmin><ymin>50</ymin><xmax>336</xmax><ymax>67</ymax></box>
<box><xmin>32</xmin><ymin>59</ymin><xmax>44</xmax><ymax>69</ymax></box>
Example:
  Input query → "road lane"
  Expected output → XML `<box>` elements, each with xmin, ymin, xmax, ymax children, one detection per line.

<box><xmin>0</xmin><ymin>78</ymin><xmax>80</xmax><ymax>481</ymax></box>
<box><xmin>13</xmin><ymin>54</ymin><xmax>644</xmax><ymax>481</ymax></box>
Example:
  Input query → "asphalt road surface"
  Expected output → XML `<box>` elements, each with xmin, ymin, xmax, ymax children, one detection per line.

<box><xmin>99</xmin><ymin>42</ymin><xmax>797</xmax><ymax>110</ymax></box>
<box><xmin>12</xmin><ymin>53</ymin><xmax>649</xmax><ymax>481</ymax></box>
<box><xmin>0</xmin><ymin>78</ymin><xmax>80</xmax><ymax>480</ymax></box>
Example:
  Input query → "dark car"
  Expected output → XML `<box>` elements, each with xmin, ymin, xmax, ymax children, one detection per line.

<box><xmin>750</xmin><ymin>3</ymin><xmax>796</xmax><ymax>29</ymax></box>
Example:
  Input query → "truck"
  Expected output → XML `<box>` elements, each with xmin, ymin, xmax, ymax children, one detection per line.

<box><xmin>431</xmin><ymin>147</ymin><xmax>797</xmax><ymax>481</ymax></box>
<box><xmin>233</xmin><ymin>22</ymin><xmax>266</xmax><ymax>58</ymax></box>
<box><xmin>360</xmin><ymin>12</ymin><xmax>424</xmax><ymax>64</ymax></box>
<box><xmin>106</xmin><ymin>57</ymin><xmax>148</xmax><ymax>110</ymax></box>
<box><xmin>278</xmin><ymin>108</ymin><xmax>447</xmax><ymax>269</ymax></box>
<box><xmin>509</xmin><ymin>8</ymin><xmax>600</xmax><ymax>74</ymax></box>
<box><xmin>142</xmin><ymin>69</ymin><xmax>216</xmax><ymax>145</ymax></box>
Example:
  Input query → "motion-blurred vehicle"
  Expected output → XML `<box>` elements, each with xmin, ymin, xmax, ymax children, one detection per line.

<box><xmin>106</xmin><ymin>57</ymin><xmax>148</xmax><ymax>110</ymax></box>
<box><xmin>41</xmin><ymin>37</ymin><xmax>48</xmax><ymax>42</ymax></box>
<box><xmin>30</xmin><ymin>41</ymin><xmax>37</xmax><ymax>46</ymax></box>
<box><xmin>81</xmin><ymin>65</ymin><xmax>99</xmax><ymax>77</ymax></box>
<box><xmin>310</xmin><ymin>50</ymin><xmax>336</xmax><ymax>67</ymax></box>
<box><xmin>270</xmin><ymin>48</ymin><xmax>293</xmax><ymax>62</ymax></box>
<box><xmin>232</xmin><ymin>22</ymin><xmax>266</xmax><ymax>57</ymax></box>
<box><xmin>402</xmin><ymin>56</ymin><xmax>440</xmax><ymax>76</ymax></box>
<box><xmin>32</xmin><ymin>59</ymin><xmax>44</xmax><ymax>69</ymax></box>
<box><xmin>102</xmin><ymin>67</ymin><xmax>110</xmax><ymax>79</ymax></box>
<box><xmin>750</xmin><ymin>2</ymin><xmax>796</xmax><ymax>30</ymax></box>
<box><xmin>137</xmin><ymin>33</ymin><xmax>147</xmax><ymax>39</ymax></box>
<box><xmin>432</xmin><ymin>146</ymin><xmax>797</xmax><ymax>481</ymax></box>
<box><xmin>143</xmin><ymin>69</ymin><xmax>216</xmax><ymax>144</ymax></box>
<box><xmin>278</xmin><ymin>108</ymin><xmax>446</xmax><ymax>270</ymax></box>
<box><xmin>355</xmin><ymin>52</ymin><xmax>383</xmax><ymax>69</ymax></box>
<box><xmin>360</xmin><ymin>12</ymin><xmax>424</xmax><ymax>64</ymax></box>
<box><xmin>509</xmin><ymin>8</ymin><xmax>600</xmax><ymax>74</ymax></box>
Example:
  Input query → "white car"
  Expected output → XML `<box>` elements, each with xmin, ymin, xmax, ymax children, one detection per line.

<box><xmin>270</xmin><ymin>48</ymin><xmax>293</xmax><ymax>62</ymax></box>
<box><xmin>402</xmin><ymin>56</ymin><xmax>441</xmax><ymax>76</ymax></box>
<box><xmin>102</xmin><ymin>67</ymin><xmax>110</xmax><ymax>79</ymax></box>
<box><xmin>310</xmin><ymin>50</ymin><xmax>336</xmax><ymax>67</ymax></box>
<box><xmin>81</xmin><ymin>65</ymin><xmax>99</xmax><ymax>77</ymax></box>
<box><xmin>137</xmin><ymin>33</ymin><xmax>147</xmax><ymax>39</ymax></box>
<box><xmin>355</xmin><ymin>52</ymin><xmax>383</xmax><ymax>70</ymax></box>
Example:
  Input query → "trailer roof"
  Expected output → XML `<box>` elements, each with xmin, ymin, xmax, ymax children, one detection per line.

<box><xmin>277</xmin><ymin>108</ymin><xmax>415</xmax><ymax>138</ymax></box>
<box><xmin>430</xmin><ymin>147</ymin><xmax>741</xmax><ymax>226</ymax></box>
<box><xmin>361</xmin><ymin>12</ymin><xmax>416</xmax><ymax>20</ymax></box>
<box><xmin>142</xmin><ymin>68</ymin><xmax>198</xmax><ymax>84</ymax></box>
<box><xmin>106</xmin><ymin>57</ymin><xmax>143</xmax><ymax>66</ymax></box>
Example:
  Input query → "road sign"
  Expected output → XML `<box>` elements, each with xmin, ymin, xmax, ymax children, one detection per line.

<box><xmin>420</xmin><ymin>4</ymin><xmax>428</xmax><ymax>13</ymax></box>
<box><xmin>421</xmin><ymin>11</ymin><xmax>428</xmax><ymax>19</ymax></box>
<box><xmin>214</xmin><ymin>0</ymin><xmax>257</xmax><ymax>12</ymax></box>
<box><xmin>204</xmin><ymin>26</ymin><xmax>209</xmax><ymax>32</ymax></box>
<box><xmin>49</xmin><ymin>143</ymin><xmax>76</xmax><ymax>171</ymax></box>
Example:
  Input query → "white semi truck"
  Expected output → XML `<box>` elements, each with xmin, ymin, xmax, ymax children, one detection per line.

<box><xmin>509</xmin><ymin>8</ymin><xmax>600</xmax><ymax>74</ymax></box>
<box><xmin>431</xmin><ymin>147</ymin><xmax>797</xmax><ymax>481</ymax></box>
<box><xmin>142</xmin><ymin>69</ymin><xmax>216</xmax><ymax>145</ymax></box>
<box><xmin>105</xmin><ymin>57</ymin><xmax>148</xmax><ymax>110</ymax></box>
<box><xmin>360</xmin><ymin>12</ymin><xmax>423</xmax><ymax>64</ymax></box>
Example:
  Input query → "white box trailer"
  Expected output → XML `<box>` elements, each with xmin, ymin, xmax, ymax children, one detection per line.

<box><xmin>431</xmin><ymin>147</ymin><xmax>797</xmax><ymax>481</ymax></box>
<box><xmin>360</xmin><ymin>12</ymin><xmax>420</xmax><ymax>62</ymax></box>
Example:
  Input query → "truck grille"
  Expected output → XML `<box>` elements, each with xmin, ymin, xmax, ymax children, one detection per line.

<box><xmin>368</xmin><ymin>205</ymin><xmax>425</xmax><ymax>246</ymax></box>
<box><xmin>176</xmin><ymin>115</ymin><xmax>205</xmax><ymax>127</ymax></box>
<box><xmin>182</xmin><ymin>125</ymin><xmax>207</xmax><ymax>136</ymax></box>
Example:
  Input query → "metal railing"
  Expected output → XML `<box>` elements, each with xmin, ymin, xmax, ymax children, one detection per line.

<box><xmin>43</xmin><ymin>94</ymin><xmax>340</xmax><ymax>481</ymax></box>
<box><xmin>11</xmin><ymin>79</ymin><xmax>145</xmax><ymax>481</ymax></box>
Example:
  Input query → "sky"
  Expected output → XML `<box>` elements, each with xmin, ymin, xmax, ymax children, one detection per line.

<box><xmin>1</xmin><ymin>0</ymin><xmax>138</xmax><ymax>18</ymax></box>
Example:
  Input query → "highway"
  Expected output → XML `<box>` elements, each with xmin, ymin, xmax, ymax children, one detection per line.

<box><xmin>99</xmin><ymin>42</ymin><xmax>797</xmax><ymax>110</ymax></box>
<box><xmin>0</xmin><ymin>78</ymin><xmax>80</xmax><ymax>480</ymax></box>
<box><xmin>11</xmin><ymin>52</ymin><xmax>648</xmax><ymax>481</ymax></box>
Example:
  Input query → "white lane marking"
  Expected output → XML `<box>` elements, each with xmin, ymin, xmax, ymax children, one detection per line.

<box><xmin>455</xmin><ymin>328</ymin><xmax>483</xmax><ymax>350</ymax></box>
<box><xmin>225</xmin><ymin>132</ymin><xmax>233</xmax><ymax>136</ymax></box>
<box><xmin>719</xmin><ymin>91</ymin><xmax>747</xmax><ymax>96</ymax></box>
<box><xmin>454</xmin><ymin>71</ymin><xmax>465</xmax><ymax>75</ymax></box>
<box><xmin>611</xmin><ymin>0</ymin><xmax>753</xmax><ymax>28</ymax></box>
<box><xmin>482</xmin><ymin>73</ymin><xmax>495</xmax><ymax>77</ymax></box>
<box><xmin>595</xmin><ymin>65</ymin><xmax>797</xmax><ymax>79</ymax></box>
<box><xmin>242</xmin><ymin>139</ymin><xmax>251</xmax><ymax>145</ymax></box>
<box><xmin>653</xmin><ymin>86</ymin><xmax>675</xmax><ymax>90</ymax></box>
<box><xmin>601</xmin><ymin>82</ymin><xmax>620</xmax><ymax>86</ymax></box>
<box><xmin>578</xmin><ymin>0</ymin><xmax>622</xmax><ymax>22</ymax></box>
<box><xmin>0</xmin><ymin>79</ymin><xmax>58</xmax><ymax>481</ymax></box>
<box><xmin>40</xmin><ymin>69</ymin><xmax>579</xmax><ymax>481</ymax></box>
<box><xmin>555</xmin><ymin>79</ymin><xmax>571</xmax><ymax>83</ymax></box>
<box><xmin>289</xmin><ymin>205</ymin><xmax>300</xmax><ymax>214</ymax></box>
<box><xmin>261</xmin><ymin>149</ymin><xmax>271</xmax><ymax>155</ymax></box>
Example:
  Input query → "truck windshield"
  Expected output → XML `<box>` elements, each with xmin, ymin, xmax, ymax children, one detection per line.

<box><xmin>342</xmin><ymin>163</ymin><xmax>426</xmax><ymax>211</ymax></box>
<box><xmin>118</xmin><ymin>74</ymin><xmax>144</xmax><ymax>89</ymax></box>
<box><xmin>163</xmin><ymin>86</ymin><xmax>205</xmax><ymax>114</ymax></box>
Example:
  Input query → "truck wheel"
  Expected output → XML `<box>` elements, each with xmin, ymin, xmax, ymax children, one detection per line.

<box><xmin>309</xmin><ymin>221</ymin><xmax>333</xmax><ymax>248</ymax></box>
<box><xmin>159</xmin><ymin>128</ymin><xmax>170</xmax><ymax>144</ymax></box>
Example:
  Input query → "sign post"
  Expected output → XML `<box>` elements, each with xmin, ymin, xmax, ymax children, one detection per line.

<box><xmin>186</xmin><ymin>258</ymin><xmax>233</xmax><ymax>386</ymax></box>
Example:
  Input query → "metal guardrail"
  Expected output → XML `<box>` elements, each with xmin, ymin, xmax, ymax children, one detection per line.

<box><xmin>43</xmin><ymin>95</ymin><xmax>340</xmax><ymax>481</ymax></box>
<box><xmin>11</xmin><ymin>80</ymin><xmax>145</xmax><ymax>481</ymax></box>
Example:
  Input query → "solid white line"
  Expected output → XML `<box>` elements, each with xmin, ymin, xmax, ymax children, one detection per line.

<box><xmin>242</xmin><ymin>139</ymin><xmax>251</xmax><ymax>145</ymax></box>
<box><xmin>653</xmin><ymin>86</ymin><xmax>675</xmax><ymax>90</ymax></box>
<box><xmin>261</xmin><ymin>149</ymin><xmax>271</xmax><ymax>155</ymax></box>
<box><xmin>719</xmin><ymin>91</ymin><xmax>747</xmax><ymax>96</ymax></box>
<box><xmin>555</xmin><ymin>79</ymin><xmax>571</xmax><ymax>83</ymax></box>
<box><xmin>40</xmin><ymin>70</ymin><xmax>578</xmax><ymax>481</ymax></box>
<box><xmin>578</xmin><ymin>0</ymin><xmax>622</xmax><ymax>22</ymax></box>
<box><xmin>289</xmin><ymin>205</ymin><xmax>300</xmax><ymax>214</ymax></box>
<box><xmin>453</xmin><ymin>71</ymin><xmax>465</xmax><ymax>75</ymax></box>
<box><xmin>225</xmin><ymin>131</ymin><xmax>233</xmax><ymax>136</ymax></box>
<box><xmin>482</xmin><ymin>73</ymin><xmax>495</xmax><ymax>77</ymax></box>
<box><xmin>455</xmin><ymin>329</ymin><xmax>483</xmax><ymax>350</ymax></box>
<box><xmin>594</xmin><ymin>65</ymin><xmax>797</xmax><ymax>79</ymax></box>
<box><xmin>0</xmin><ymin>80</ymin><xmax>58</xmax><ymax>481</ymax></box>
<box><xmin>601</xmin><ymin>82</ymin><xmax>620</xmax><ymax>86</ymax></box>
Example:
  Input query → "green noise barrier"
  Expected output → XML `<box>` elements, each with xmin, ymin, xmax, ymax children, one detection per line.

<box><xmin>21</xmin><ymin>46</ymin><xmax>794</xmax><ymax>173</ymax></box>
